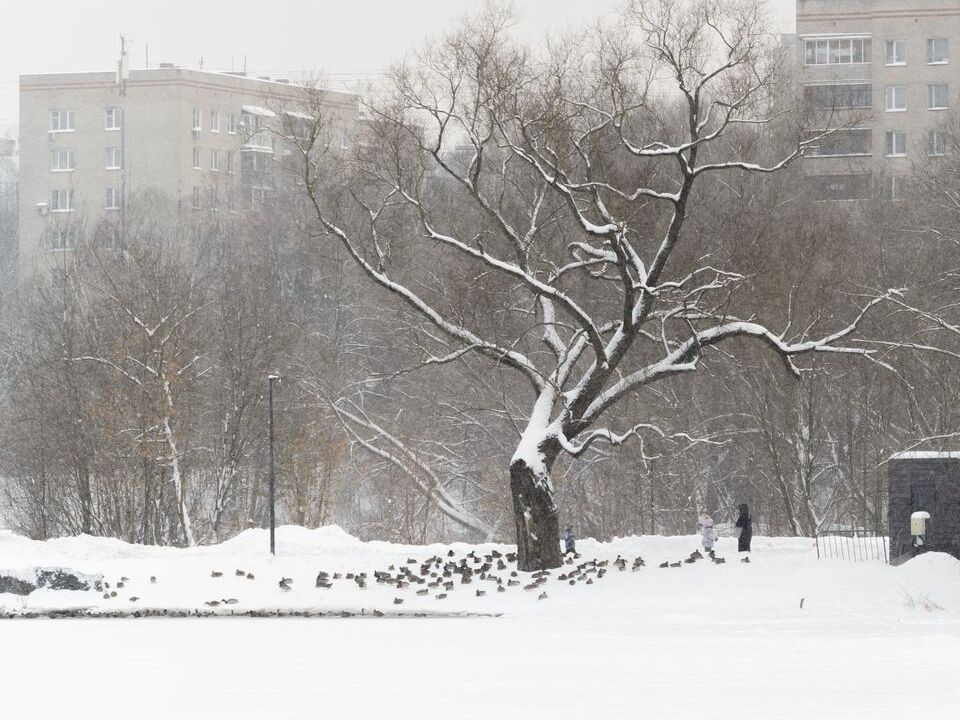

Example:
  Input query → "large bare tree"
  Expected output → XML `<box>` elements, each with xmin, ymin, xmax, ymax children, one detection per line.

<box><xmin>297</xmin><ymin>0</ymin><xmax>894</xmax><ymax>569</ymax></box>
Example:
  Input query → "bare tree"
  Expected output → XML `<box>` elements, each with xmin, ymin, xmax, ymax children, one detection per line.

<box><xmin>296</xmin><ymin>0</ymin><xmax>894</xmax><ymax>568</ymax></box>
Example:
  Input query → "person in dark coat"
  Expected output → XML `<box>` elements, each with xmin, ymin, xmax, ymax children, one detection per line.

<box><xmin>735</xmin><ymin>503</ymin><xmax>753</xmax><ymax>552</ymax></box>
<box><xmin>563</xmin><ymin>526</ymin><xmax>576</xmax><ymax>556</ymax></box>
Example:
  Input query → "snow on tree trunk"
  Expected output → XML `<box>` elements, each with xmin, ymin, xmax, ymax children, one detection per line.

<box><xmin>510</xmin><ymin>390</ymin><xmax>562</xmax><ymax>571</ymax></box>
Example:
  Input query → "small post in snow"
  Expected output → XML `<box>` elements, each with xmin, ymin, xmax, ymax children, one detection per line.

<box><xmin>268</xmin><ymin>374</ymin><xmax>280</xmax><ymax>555</ymax></box>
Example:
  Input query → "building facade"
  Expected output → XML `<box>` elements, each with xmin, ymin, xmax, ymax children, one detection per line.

<box><xmin>796</xmin><ymin>0</ymin><xmax>960</xmax><ymax>200</ymax></box>
<box><xmin>18</xmin><ymin>67</ymin><xmax>358</xmax><ymax>280</ymax></box>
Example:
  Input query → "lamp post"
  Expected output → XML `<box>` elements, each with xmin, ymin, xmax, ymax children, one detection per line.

<box><xmin>268</xmin><ymin>374</ymin><xmax>280</xmax><ymax>555</ymax></box>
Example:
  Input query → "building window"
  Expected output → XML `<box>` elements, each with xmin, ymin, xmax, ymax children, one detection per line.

<box><xmin>105</xmin><ymin>107</ymin><xmax>122</xmax><ymax>130</ymax></box>
<box><xmin>928</xmin><ymin>38</ymin><xmax>950</xmax><ymax>64</ymax></box>
<box><xmin>50</xmin><ymin>148</ymin><xmax>76</xmax><ymax>172</ymax></box>
<box><xmin>890</xmin><ymin>176</ymin><xmax>907</xmax><ymax>201</ymax></box>
<box><xmin>105</xmin><ymin>146</ymin><xmax>122</xmax><ymax>169</ymax></box>
<box><xmin>192</xmin><ymin>185</ymin><xmax>201</xmax><ymax>209</ymax></box>
<box><xmin>928</xmin><ymin>84</ymin><xmax>949</xmax><ymax>110</ymax></box>
<box><xmin>885</xmin><ymin>86</ymin><xmax>906</xmax><ymax>112</ymax></box>
<box><xmin>804</xmin><ymin>37</ymin><xmax>872</xmax><ymax>65</ymax></box>
<box><xmin>928</xmin><ymin>130</ymin><xmax>948</xmax><ymax>156</ymax></box>
<box><xmin>211</xmin><ymin>110</ymin><xmax>220</xmax><ymax>133</ymax></box>
<box><xmin>193</xmin><ymin>147</ymin><xmax>201</xmax><ymax>169</ymax></box>
<box><xmin>805</xmin><ymin>128</ymin><xmax>872</xmax><ymax>157</ymax></box>
<box><xmin>50</xmin><ymin>189</ymin><xmax>74</xmax><ymax>212</ymax></box>
<box><xmin>227</xmin><ymin>113</ymin><xmax>237</xmax><ymax>134</ymax></box>
<box><xmin>210</xmin><ymin>187</ymin><xmax>220</xmax><ymax>210</ymax></box>
<box><xmin>811</xmin><ymin>173</ymin><xmax>872</xmax><ymax>201</ymax></box>
<box><xmin>885</xmin><ymin>131</ymin><xmax>907</xmax><ymax>157</ymax></box>
<box><xmin>50</xmin><ymin>227</ymin><xmax>76</xmax><ymax>251</ymax></box>
<box><xmin>340</xmin><ymin>129</ymin><xmax>349</xmax><ymax>149</ymax></box>
<box><xmin>805</xmin><ymin>83</ymin><xmax>871</xmax><ymax>109</ymax></box>
<box><xmin>49</xmin><ymin>110</ymin><xmax>75</xmax><ymax>132</ymax></box>
<box><xmin>211</xmin><ymin>149</ymin><xmax>220</xmax><ymax>172</ymax></box>
<box><xmin>192</xmin><ymin>108</ymin><xmax>202</xmax><ymax>131</ymax></box>
<box><xmin>227</xmin><ymin>187</ymin><xmax>237</xmax><ymax>211</ymax></box>
<box><xmin>226</xmin><ymin>151</ymin><xmax>235</xmax><ymax>174</ymax></box>
<box><xmin>885</xmin><ymin>40</ymin><xmax>906</xmax><ymax>66</ymax></box>
<box><xmin>105</xmin><ymin>187</ymin><xmax>120</xmax><ymax>210</ymax></box>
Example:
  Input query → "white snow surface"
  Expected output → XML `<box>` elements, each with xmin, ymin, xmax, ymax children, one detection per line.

<box><xmin>2</xmin><ymin>526</ymin><xmax>959</xmax><ymax>719</ymax></box>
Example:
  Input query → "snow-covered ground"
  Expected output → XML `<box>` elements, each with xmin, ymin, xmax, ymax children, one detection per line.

<box><xmin>2</xmin><ymin>526</ymin><xmax>959</xmax><ymax>719</ymax></box>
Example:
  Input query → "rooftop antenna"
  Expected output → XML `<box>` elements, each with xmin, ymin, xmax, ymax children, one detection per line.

<box><xmin>116</xmin><ymin>35</ymin><xmax>130</xmax><ymax>96</ymax></box>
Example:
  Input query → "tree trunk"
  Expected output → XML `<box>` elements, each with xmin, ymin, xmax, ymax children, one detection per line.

<box><xmin>510</xmin><ymin>458</ymin><xmax>562</xmax><ymax>571</ymax></box>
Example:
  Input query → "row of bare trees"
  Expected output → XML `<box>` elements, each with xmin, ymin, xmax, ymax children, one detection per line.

<box><xmin>2</xmin><ymin>1</ymin><xmax>960</xmax><ymax>567</ymax></box>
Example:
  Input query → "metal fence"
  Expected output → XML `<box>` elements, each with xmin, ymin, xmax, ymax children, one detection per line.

<box><xmin>815</xmin><ymin>529</ymin><xmax>889</xmax><ymax>563</ymax></box>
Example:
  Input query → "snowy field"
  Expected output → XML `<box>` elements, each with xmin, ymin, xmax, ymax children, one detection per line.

<box><xmin>2</xmin><ymin>527</ymin><xmax>959</xmax><ymax>719</ymax></box>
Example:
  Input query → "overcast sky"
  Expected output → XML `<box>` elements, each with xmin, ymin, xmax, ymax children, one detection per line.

<box><xmin>0</xmin><ymin>0</ymin><xmax>795</xmax><ymax>132</ymax></box>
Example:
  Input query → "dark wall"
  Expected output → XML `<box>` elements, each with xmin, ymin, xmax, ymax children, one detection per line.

<box><xmin>888</xmin><ymin>457</ymin><xmax>960</xmax><ymax>561</ymax></box>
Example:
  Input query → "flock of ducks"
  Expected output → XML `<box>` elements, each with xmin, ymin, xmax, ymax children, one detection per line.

<box><xmin>87</xmin><ymin>546</ymin><xmax>749</xmax><ymax>614</ymax></box>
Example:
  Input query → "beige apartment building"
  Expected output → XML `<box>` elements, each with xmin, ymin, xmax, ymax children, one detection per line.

<box><xmin>18</xmin><ymin>66</ymin><xmax>358</xmax><ymax>279</ymax></box>
<box><xmin>796</xmin><ymin>0</ymin><xmax>960</xmax><ymax>200</ymax></box>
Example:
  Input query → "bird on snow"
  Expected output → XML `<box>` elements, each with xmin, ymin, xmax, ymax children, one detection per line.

<box><xmin>586</xmin><ymin>578</ymin><xmax>594</xmax><ymax>585</ymax></box>
<box><xmin>246</xmin><ymin>573</ymin><xmax>255</xmax><ymax>580</ymax></box>
<box><xmin>393</xmin><ymin>597</ymin><xmax>404</xmax><ymax>605</ymax></box>
<box><xmin>476</xmin><ymin>589</ymin><xmax>486</xmax><ymax>597</ymax></box>
<box><xmin>224</xmin><ymin>598</ymin><xmax>239</xmax><ymax>605</ymax></box>
<box><xmin>150</xmin><ymin>576</ymin><xmax>157</xmax><ymax>584</ymax></box>
<box><xmin>117</xmin><ymin>581</ymin><xmax>125</xmax><ymax>589</ymax></box>
<box><xmin>373</xmin><ymin>609</ymin><xmax>384</xmax><ymax>617</ymax></box>
<box><xmin>497</xmin><ymin>585</ymin><xmax>506</xmax><ymax>593</ymax></box>
<box><xmin>211</xmin><ymin>571</ymin><xmax>223</xmax><ymax>578</ymax></box>
<box><xmin>279</xmin><ymin>578</ymin><xmax>293</xmax><ymax>591</ymax></box>
<box><xmin>669</xmin><ymin>562</ymin><xmax>681</xmax><ymax>568</ymax></box>
<box><xmin>436</xmin><ymin>593</ymin><xmax>448</xmax><ymax>600</ymax></box>
<box><xmin>121</xmin><ymin>576</ymin><xmax>129</xmax><ymax>582</ymax></box>
<box><xmin>417</xmin><ymin>588</ymin><xmax>429</xmax><ymax>596</ymax></box>
<box><xmin>129</xmin><ymin>596</ymin><xmax>139</xmax><ymax>602</ymax></box>
<box><xmin>205</xmin><ymin>600</ymin><xmax>221</xmax><ymax>607</ymax></box>
<box><xmin>235</xmin><ymin>569</ymin><xmax>246</xmax><ymax>577</ymax></box>
<box><xmin>538</xmin><ymin>592</ymin><xmax>548</xmax><ymax>600</ymax></box>
<box><xmin>508</xmin><ymin>579</ymin><xmax>520</xmax><ymax>587</ymax></box>
<box><xmin>741</xmin><ymin>557</ymin><xmax>751</xmax><ymax>563</ymax></box>
<box><xmin>712</xmin><ymin>557</ymin><xmax>726</xmax><ymax>565</ymax></box>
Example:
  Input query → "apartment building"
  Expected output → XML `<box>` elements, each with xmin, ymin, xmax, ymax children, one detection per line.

<box><xmin>796</xmin><ymin>0</ymin><xmax>960</xmax><ymax>200</ymax></box>
<box><xmin>18</xmin><ymin>66</ymin><xmax>358</xmax><ymax>279</ymax></box>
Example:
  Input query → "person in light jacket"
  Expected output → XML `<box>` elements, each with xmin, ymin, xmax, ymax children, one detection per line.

<box><xmin>563</xmin><ymin>526</ymin><xmax>576</xmax><ymax>556</ymax></box>
<box><xmin>700</xmin><ymin>514</ymin><xmax>718</xmax><ymax>552</ymax></box>
<box><xmin>735</xmin><ymin>503</ymin><xmax>753</xmax><ymax>553</ymax></box>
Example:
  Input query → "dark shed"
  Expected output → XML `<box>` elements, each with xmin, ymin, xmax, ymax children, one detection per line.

<box><xmin>888</xmin><ymin>452</ymin><xmax>960</xmax><ymax>564</ymax></box>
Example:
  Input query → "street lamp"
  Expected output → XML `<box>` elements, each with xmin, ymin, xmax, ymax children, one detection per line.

<box><xmin>268</xmin><ymin>373</ymin><xmax>280</xmax><ymax>555</ymax></box>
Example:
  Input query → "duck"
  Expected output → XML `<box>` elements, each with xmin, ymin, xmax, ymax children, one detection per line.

<box><xmin>373</xmin><ymin>609</ymin><xmax>385</xmax><ymax>617</ymax></box>
<box><xmin>436</xmin><ymin>593</ymin><xmax>448</xmax><ymax>600</ymax></box>
<box><xmin>538</xmin><ymin>592</ymin><xmax>548</xmax><ymax>600</ymax></box>
<box><xmin>417</xmin><ymin>588</ymin><xmax>429</xmax><ymax>596</ymax></box>
<box><xmin>246</xmin><ymin>573</ymin><xmax>255</xmax><ymax>580</ymax></box>
<box><xmin>235</xmin><ymin>569</ymin><xmax>246</xmax><ymax>577</ymax></box>
<box><xmin>669</xmin><ymin>562</ymin><xmax>681</xmax><ymax>568</ymax></box>
<box><xmin>497</xmin><ymin>585</ymin><xmax>506</xmax><ymax>593</ymax></box>
<box><xmin>475</xmin><ymin>589</ymin><xmax>486</xmax><ymax>597</ymax></box>
<box><xmin>393</xmin><ymin>597</ymin><xmax>404</xmax><ymax>605</ymax></box>
<box><xmin>210</xmin><ymin>571</ymin><xmax>223</xmax><ymax>579</ymax></box>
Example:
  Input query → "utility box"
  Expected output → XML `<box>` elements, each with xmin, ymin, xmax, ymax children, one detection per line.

<box><xmin>888</xmin><ymin>452</ymin><xmax>960</xmax><ymax>564</ymax></box>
